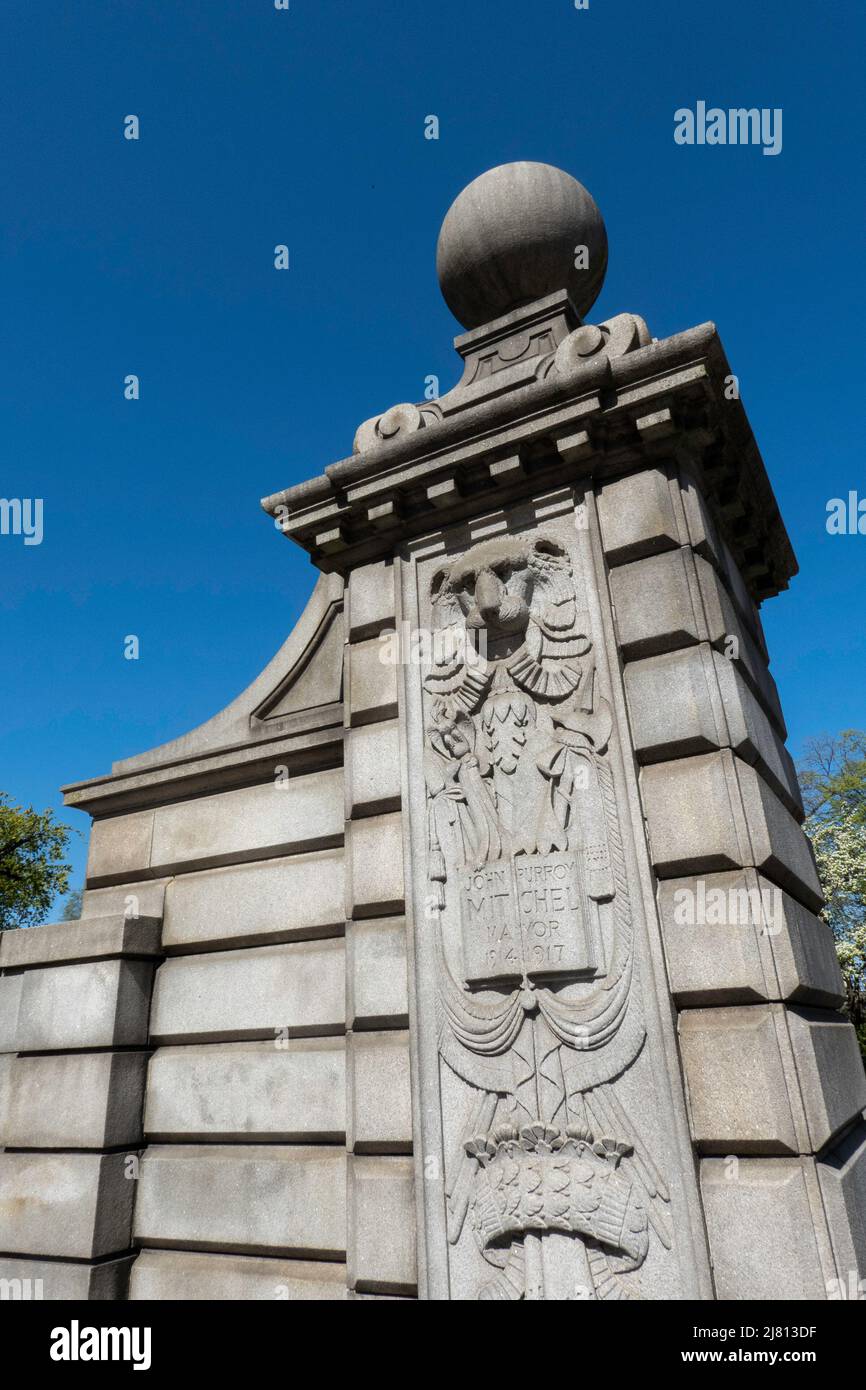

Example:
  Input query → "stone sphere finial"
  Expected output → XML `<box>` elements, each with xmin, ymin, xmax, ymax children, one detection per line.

<box><xmin>435</xmin><ymin>161</ymin><xmax>608</xmax><ymax>330</ymax></box>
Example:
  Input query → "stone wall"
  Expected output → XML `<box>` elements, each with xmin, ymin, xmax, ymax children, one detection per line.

<box><xmin>0</xmin><ymin>916</ymin><xmax>159</xmax><ymax>1297</ymax></box>
<box><xmin>0</xmin><ymin>571</ymin><xmax>418</xmax><ymax>1299</ymax></box>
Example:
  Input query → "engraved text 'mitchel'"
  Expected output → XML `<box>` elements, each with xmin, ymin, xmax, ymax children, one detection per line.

<box><xmin>459</xmin><ymin>851</ymin><xmax>595</xmax><ymax>985</ymax></box>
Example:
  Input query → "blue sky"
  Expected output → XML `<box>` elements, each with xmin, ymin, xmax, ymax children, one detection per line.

<box><xmin>2</xmin><ymin>0</ymin><xmax>864</xmax><ymax>910</ymax></box>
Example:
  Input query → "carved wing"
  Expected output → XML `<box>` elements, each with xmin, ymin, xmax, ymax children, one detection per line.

<box><xmin>443</xmin><ymin>1088</ymin><xmax>499</xmax><ymax>1246</ymax></box>
<box><xmin>430</xmin><ymin>567</ymin><xmax>464</xmax><ymax>629</ymax></box>
<box><xmin>527</xmin><ymin>540</ymin><xmax>592</xmax><ymax>660</ymax></box>
<box><xmin>584</xmin><ymin>1077</ymin><xmax>673</xmax><ymax>1252</ymax></box>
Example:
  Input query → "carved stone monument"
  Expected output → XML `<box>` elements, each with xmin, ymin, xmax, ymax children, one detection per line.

<box><xmin>1</xmin><ymin>161</ymin><xmax>864</xmax><ymax>1301</ymax></box>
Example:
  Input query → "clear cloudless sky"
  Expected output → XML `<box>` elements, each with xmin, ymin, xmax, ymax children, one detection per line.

<box><xmin>1</xmin><ymin>0</ymin><xmax>865</xmax><ymax>911</ymax></box>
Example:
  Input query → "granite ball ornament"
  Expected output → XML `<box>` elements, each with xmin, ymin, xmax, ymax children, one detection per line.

<box><xmin>436</xmin><ymin>161</ymin><xmax>608</xmax><ymax>330</ymax></box>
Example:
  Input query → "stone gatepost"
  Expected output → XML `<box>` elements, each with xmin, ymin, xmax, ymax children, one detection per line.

<box><xmin>265</xmin><ymin>161</ymin><xmax>866</xmax><ymax>1302</ymax></box>
<box><xmin>1</xmin><ymin>161</ymin><xmax>864</xmax><ymax>1302</ymax></box>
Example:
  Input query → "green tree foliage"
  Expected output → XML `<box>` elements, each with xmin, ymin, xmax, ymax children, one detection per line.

<box><xmin>61</xmin><ymin>888</ymin><xmax>83</xmax><ymax>921</ymax></box>
<box><xmin>799</xmin><ymin>731</ymin><xmax>866</xmax><ymax>1056</ymax></box>
<box><xmin>0</xmin><ymin>794</ymin><xmax>76</xmax><ymax>930</ymax></box>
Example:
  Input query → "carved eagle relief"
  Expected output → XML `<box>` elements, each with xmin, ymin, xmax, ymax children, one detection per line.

<box><xmin>421</xmin><ymin>532</ymin><xmax>671</xmax><ymax>1300</ymax></box>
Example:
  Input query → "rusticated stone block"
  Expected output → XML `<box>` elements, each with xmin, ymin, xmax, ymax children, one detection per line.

<box><xmin>0</xmin><ymin>1052</ymin><xmax>13</xmax><ymax>1142</ymax></box>
<box><xmin>0</xmin><ymin>1255</ymin><xmax>135</xmax><ymax>1301</ymax></box>
<box><xmin>346</xmin><ymin>917</ymin><xmax>409</xmax><ymax>1029</ymax></box>
<box><xmin>128</xmin><ymin>1250</ymin><xmax>347</xmax><ymax>1301</ymax></box>
<box><xmin>348</xmin><ymin>1155</ymin><xmax>417</xmax><ymax>1295</ymax></box>
<box><xmin>14</xmin><ymin>959</ymin><xmax>154</xmax><ymax>1053</ymax></box>
<box><xmin>149</xmin><ymin>938</ymin><xmax>345</xmax><ymax>1044</ymax></box>
<box><xmin>144</xmin><ymin>1038</ymin><xmax>345</xmax><ymax>1142</ymax></box>
<box><xmin>85</xmin><ymin>809</ymin><xmax>155</xmax><ymax>884</ymax></box>
<box><xmin>0</xmin><ymin>973</ymin><xmax>22</xmax><ymax>1052</ymax></box>
<box><xmin>609</xmin><ymin>549</ymin><xmax>703</xmax><ymax>659</ymax></box>
<box><xmin>682</xmin><ymin>1003</ymin><xmax>866</xmax><ymax>1158</ymax></box>
<box><xmin>134</xmin><ymin>1145</ymin><xmax>346</xmax><ymax>1258</ymax></box>
<box><xmin>677</xmin><ymin>471</ymin><xmax>766</xmax><ymax>656</ymax></box>
<box><xmin>148</xmin><ymin>771</ymin><xmax>343</xmax><ymax>876</ymax></box>
<box><xmin>345</xmin><ymin>720</ymin><xmax>402</xmax><ymax>818</ymax></box>
<box><xmin>658</xmin><ymin>870</ymin><xmax>771</xmax><ymax>1005</ymax></box>
<box><xmin>347</xmin><ymin>812</ymin><xmax>405</xmax><ymax>917</ymax></box>
<box><xmin>678</xmin><ymin>467</ymin><xmax>723</xmax><ymax>569</ymax></box>
<box><xmin>719</xmin><ymin>534</ymin><xmax>768</xmax><ymax>658</ymax></box>
<box><xmin>4</xmin><ymin>1051</ymin><xmax>148</xmax><ymax>1150</ymax></box>
<box><xmin>346</xmin><ymin>637</ymin><xmax>399</xmax><ymax>726</ymax></box>
<box><xmin>626</xmin><ymin>644</ymin><xmax>801</xmax><ymax>815</ymax></box>
<box><xmin>82</xmin><ymin>879</ymin><xmax>168</xmax><ymax>922</ymax></box>
<box><xmin>161</xmin><ymin>849</ymin><xmax>344</xmax><ymax>953</ymax></box>
<box><xmin>597</xmin><ymin>465</ymin><xmax>679</xmax><ymax>564</ymax></box>
<box><xmin>768</xmin><ymin>892</ymin><xmax>844</xmax><ymax>1008</ymax></box>
<box><xmin>642</xmin><ymin>751</ymin><xmax>748</xmax><ymax>877</ymax></box>
<box><xmin>679</xmin><ymin>1005</ymin><xmax>799</xmax><ymax>1155</ymax></box>
<box><xmin>612</xmin><ymin>538</ymin><xmax>781</xmax><ymax>734</ymax></box>
<box><xmin>643</xmin><ymin>751</ymin><xmax>823</xmax><ymax>909</ymax></box>
<box><xmin>715</xmin><ymin>652</ymin><xmax>802</xmax><ymax>816</ymax></box>
<box><xmin>626</xmin><ymin>643</ymin><xmax>724</xmax><ymax>762</ymax></box>
<box><xmin>677</xmin><ymin>472</ymin><xmax>768</xmax><ymax>665</ymax></box>
<box><xmin>0</xmin><ymin>915</ymin><xmax>161</xmax><ymax>969</ymax></box>
<box><xmin>88</xmin><ymin>775</ymin><xmax>344</xmax><ymax>884</ymax></box>
<box><xmin>785</xmin><ymin>1007</ymin><xmax>866</xmax><ymax>1152</ymax></box>
<box><xmin>0</xmin><ymin>1152</ymin><xmax>135</xmax><ymax>1259</ymax></box>
<box><xmin>347</xmin><ymin>559</ymin><xmax>396</xmax><ymax>640</ymax></box>
<box><xmin>657</xmin><ymin>870</ymin><xmax>843</xmax><ymax>1008</ymax></box>
<box><xmin>695</xmin><ymin>554</ymin><xmax>785</xmax><ymax>737</ymax></box>
<box><xmin>818</xmin><ymin>1123</ymin><xmax>866</xmax><ymax>1293</ymax></box>
<box><xmin>735</xmin><ymin>759</ymin><xmax>822</xmax><ymax>910</ymax></box>
<box><xmin>700</xmin><ymin>1157</ymin><xmax>828</xmax><ymax>1300</ymax></box>
<box><xmin>348</xmin><ymin>1031</ymin><xmax>412</xmax><ymax>1153</ymax></box>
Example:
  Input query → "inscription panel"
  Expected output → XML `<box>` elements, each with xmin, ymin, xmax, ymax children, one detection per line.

<box><xmin>459</xmin><ymin>851</ymin><xmax>594</xmax><ymax>985</ymax></box>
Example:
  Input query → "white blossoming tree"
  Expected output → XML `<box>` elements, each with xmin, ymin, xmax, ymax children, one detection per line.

<box><xmin>800</xmin><ymin>731</ymin><xmax>866</xmax><ymax>1059</ymax></box>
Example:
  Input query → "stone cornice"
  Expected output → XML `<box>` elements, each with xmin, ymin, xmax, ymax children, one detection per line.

<box><xmin>261</xmin><ymin>313</ymin><xmax>796</xmax><ymax>601</ymax></box>
<box><xmin>61</xmin><ymin>714</ymin><xmax>343</xmax><ymax>817</ymax></box>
